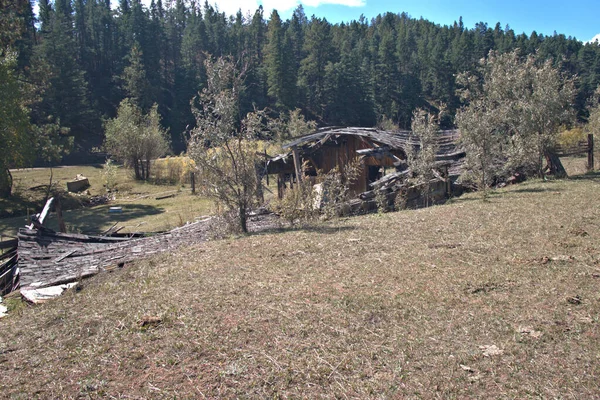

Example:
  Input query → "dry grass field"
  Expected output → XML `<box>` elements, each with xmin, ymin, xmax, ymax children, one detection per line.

<box><xmin>1</xmin><ymin>169</ymin><xmax>599</xmax><ymax>398</ymax></box>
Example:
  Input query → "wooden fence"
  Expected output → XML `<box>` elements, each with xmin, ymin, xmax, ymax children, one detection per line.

<box><xmin>0</xmin><ymin>237</ymin><xmax>19</xmax><ymax>296</ymax></box>
<box><xmin>555</xmin><ymin>134</ymin><xmax>595</xmax><ymax>171</ymax></box>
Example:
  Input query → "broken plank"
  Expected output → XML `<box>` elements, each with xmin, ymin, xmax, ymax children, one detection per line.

<box><xmin>53</xmin><ymin>249</ymin><xmax>78</xmax><ymax>264</ymax></box>
<box><xmin>155</xmin><ymin>193</ymin><xmax>176</xmax><ymax>200</ymax></box>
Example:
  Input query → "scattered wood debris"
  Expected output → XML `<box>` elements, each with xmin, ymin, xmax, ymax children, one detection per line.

<box><xmin>21</xmin><ymin>283</ymin><xmax>78</xmax><ymax>304</ymax></box>
<box><xmin>518</xmin><ymin>326</ymin><xmax>543</xmax><ymax>339</ymax></box>
<box><xmin>567</xmin><ymin>295</ymin><xmax>582</xmax><ymax>305</ymax></box>
<box><xmin>67</xmin><ymin>174</ymin><xmax>90</xmax><ymax>193</ymax></box>
<box><xmin>155</xmin><ymin>193</ymin><xmax>176</xmax><ymax>200</ymax></box>
<box><xmin>479</xmin><ymin>345</ymin><xmax>504</xmax><ymax>357</ymax></box>
<box><xmin>138</xmin><ymin>316</ymin><xmax>162</xmax><ymax>328</ymax></box>
<box><xmin>8</xmin><ymin>198</ymin><xmax>280</xmax><ymax>303</ymax></box>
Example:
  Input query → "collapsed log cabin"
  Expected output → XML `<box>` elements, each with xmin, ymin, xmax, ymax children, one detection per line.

<box><xmin>15</xmin><ymin>217</ymin><xmax>214</xmax><ymax>302</ymax></box>
<box><xmin>266</xmin><ymin>127</ymin><xmax>465</xmax><ymax>210</ymax></box>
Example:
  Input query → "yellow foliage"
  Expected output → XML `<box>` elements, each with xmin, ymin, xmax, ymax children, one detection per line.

<box><xmin>557</xmin><ymin>127</ymin><xmax>586</xmax><ymax>148</ymax></box>
<box><xmin>152</xmin><ymin>156</ymin><xmax>197</xmax><ymax>184</ymax></box>
<box><xmin>255</xmin><ymin>140</ymin><xmax>284</xmax><ymax>157</ymax></box>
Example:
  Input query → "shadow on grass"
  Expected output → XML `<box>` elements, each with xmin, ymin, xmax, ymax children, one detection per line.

<box><xmin>248</xmin><ymin>222</ymin><xmax>357</xmax><ymax>237</ymax></box>
<box><xmin>507</xmin><ymin>186</ymin><xmax>559</xmax><ymax>194</ymax></box>
<box><xmin>567</xmin><ymin>171</ymin><xmax>600</xmax><ymax>181</ymax></box>
<box><xmin>0</xmin><ymin>192</ymin><xmax>44</xmax><ymax>219</ymax></box>
<box><xmin>45</xmin><ymin>203</ymin><xmax>166</xmax><ymax>234</ymax></box>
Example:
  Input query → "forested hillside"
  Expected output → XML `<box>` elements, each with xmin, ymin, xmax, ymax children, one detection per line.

<box><xmin>4</xmin><ymin>0</ymin><xmax>600</xmax><ymax>156</ymax></box>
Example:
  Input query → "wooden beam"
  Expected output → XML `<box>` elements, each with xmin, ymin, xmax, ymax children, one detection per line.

<box><xmin>292</xmin><ymin>147</ymin><xmax>303</xmax><ymax>182</ymax></box>
<box><xmin>26</xmin><ymin>197</ymin><xmax>54</xmax><ymax>229</ymax></box>
<box><xmin>55</xmin><ymin>195</ymin><xmax>66</xmax><ymax>233</ymax></box>
<box><xmin>190</xmin><ymin>172</ymin><xmax>196</xmax><ymax>194</ymax></box>
<box><xmin>588</xmin><ymin>134</ymin><xmax>594</xmax><ymax>172</ymax></box>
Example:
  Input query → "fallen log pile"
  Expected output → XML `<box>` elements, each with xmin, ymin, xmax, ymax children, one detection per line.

<box><xmin>17</xmin><ymin>216</ymin><xmax>214</xmax><ymax>294</ymax></box>
<box><xmin>8</xmin><ymin>196</ymin><xmax>280</xmax><ymax>303</ymax></box>
<box><xmin>0</xmin><ymin>238</ymin><xmax>19</xmax><ymax>296</ymax></box>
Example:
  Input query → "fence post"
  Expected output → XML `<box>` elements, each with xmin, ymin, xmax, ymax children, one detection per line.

<box><xmin>55</xmin><ymin>195</ymin><xmax>67</xmax><ymax>233</ymax></box>
<box><xmin>588</xmin><ymin>134</ymin><xmax>594</xmax><ymax>172</ymax></box>
<box><xmin>444</xmin><ymin>165</ymin><xmax>452</xmax><ymax>199</ymax></box>
<box><xmin>190</xmin><ymin>172</ymin><xmax>196</xmax><ymax>194</ymax></box>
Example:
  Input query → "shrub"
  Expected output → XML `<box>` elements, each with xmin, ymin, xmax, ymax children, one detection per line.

<box><xmin>104</xmin><ymin>99</ymin><xmax>170</xmax><ymax>181</ymax></box>
<box><xmin>271</xmin><ymin>172</ymin><xmax>317</xmax><ymax>227</ymax></box>
<box><xmin>317</xmin><ymin>158</ymin><xmax>363</xmax><ymax>218</ymax></box>
<box><xmin>557</xmin><ymin>127</ymin><xmax>586</xmax><ymax>149</ymax></box>
<box><xmin>101</xmin><ymin>159</ymin><xmax>118</xmax><ymax>191</ymax></box>
<box><xmin>151</xmin><ymin>156</ymin><xmax>197</xmax><ymax>185</ymax></box>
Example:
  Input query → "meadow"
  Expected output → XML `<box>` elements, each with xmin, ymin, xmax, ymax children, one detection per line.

<box><xmin>0</xmin><ymin>156</ymin><xmax>598</xmax><ymax>398</ymax></box>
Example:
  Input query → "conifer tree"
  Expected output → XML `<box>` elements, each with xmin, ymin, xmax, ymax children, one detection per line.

<box><xmin>265</xmin><ymin>10</ymin><xmax>295</xmax><ymax>110</ymax></box>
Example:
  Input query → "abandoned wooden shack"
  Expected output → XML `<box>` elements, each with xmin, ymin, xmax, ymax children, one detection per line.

<box><xmin>266</xmin><ymin>127</ymin><xmax>465</xmax><ymax>210</ymax></box>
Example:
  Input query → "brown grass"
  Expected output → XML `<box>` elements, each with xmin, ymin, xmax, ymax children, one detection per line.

<box><xmin>1</xmin><ymin>175</ymin><xmax>600</xmax><ymax>398</ymax></box>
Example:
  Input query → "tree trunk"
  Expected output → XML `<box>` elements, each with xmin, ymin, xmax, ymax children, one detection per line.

<box><xmin>140</xmin><ymin>160</ymin><xmax>145</xmax><ymax>180</ymax></box>
<box><xmin>544</xmin><ymin>150</ymin><xmax>567</xmax><ymax>178</ymax></box>
<box><xmin>0</xmin><ymin>168</ymin><xmax>12</xmax><ymax>198</ymax></box>
<box><xmin>239</xmin><ymin>203</ymin><xmax>248</xmax><ymax>233</ymax></box>
<box><xmin>133</xmin><ymin>160</ymin><xmax>141</xmax><ymax>180</ymax></box>
<box><xmin>255</xmin><ymin>164</ymin><xmax>264</xmax><ymax>204</ymax></box>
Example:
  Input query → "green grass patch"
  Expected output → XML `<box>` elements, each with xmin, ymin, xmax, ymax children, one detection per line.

<box><xmin>0</xmin><ymin>165</ymin><xmax>213</xmax><ymax>235</ymax></box>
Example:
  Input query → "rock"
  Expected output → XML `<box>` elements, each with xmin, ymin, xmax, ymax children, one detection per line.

<box><xmin>0</xmin><ymin>304</ymin><xmax>7</xmax><ymax>318</ymax></box>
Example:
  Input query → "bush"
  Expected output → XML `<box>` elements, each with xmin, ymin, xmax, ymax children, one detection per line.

<box><xmin>557</xmin><ymin>127</ymin><xmax>586</xmax><ymax>149</ymax></box>
<box><xmin>101</xmin><ymin>159</ymin><xmax>118</xmax><ymax>191</ymax></box>
<box><xmin>317</xmin><ymin>159</ymin><xmax>363</xmax><ymax>218</ymax></box>
<box><xmin>151</xmin><ymin>156</ymin><xmax>197</xmax><ymax>185</ymax></box>
<box><xmin>104</xmin><ymin>99</ymin><xmax>170</xmax><ymax>181</ymax></box>
<box><xmin>271</xmin><ymin>177</ymin><xmax>317</xmax><ymax>227</ymax></box>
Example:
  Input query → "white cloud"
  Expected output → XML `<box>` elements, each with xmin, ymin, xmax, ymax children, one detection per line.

<box><xmin>587</xmin><ymin>33</ymin><xmax>600</xmax><ymax>44</ymax></box>
<box><xmin>33</xmin><ymin>0</ymin><xmax>364</xmax><ymax>22</ymax></box>
<box><xmin>207</xmin><ymin>0</ymin><xmax>366</xmax><ymax>18</ymax></box>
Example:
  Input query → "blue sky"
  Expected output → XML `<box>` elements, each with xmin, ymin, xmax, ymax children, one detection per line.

<box><xmin>214</xmin><ymin>0</ymin><xmax>600</xmax><ymax>43</ymax></box>
<box><xmin>32</xmin><ymin>0</ymin><xmax>600</xmax><ymax>43</ymax></box>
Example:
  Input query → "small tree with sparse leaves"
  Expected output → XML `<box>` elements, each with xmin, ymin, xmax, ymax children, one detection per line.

<box><xmin>188</xmin><ymin>57</ymin><xmax>266</xmax><ymax>234</ymax></box>
<box><xmin>407</xmin><ymin>108</ymin><xmax>441</xmax><ymax>205</ymax></box>
<box><xmin>104</xmin><ymin>99</ymin><xmax>170</xmax><ymax>181</ymax></box>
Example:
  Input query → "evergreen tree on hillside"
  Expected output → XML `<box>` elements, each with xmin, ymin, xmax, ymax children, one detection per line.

<box><xmin>31</xmin><ymin>6</ymin><xmax>98</xmax><ymax>148</ymax></box>
<box><xmin>8</xmin><ymin>3</ymin><xmax>600</xmax><ymax>156</ymax></box>
<box><xmin>298</xmin><ymin>16</ymin><xmax>334</xmax><ymax>120</ymax></box>
<box><xmin>121</xmin><ymin>43</ymin><xmax>152</xmax><ymax>110</ymax></box>
<box><xmin>265</xmin><ymin>10</ymin><xmax>295</xmax><ymax>110</ymax></box>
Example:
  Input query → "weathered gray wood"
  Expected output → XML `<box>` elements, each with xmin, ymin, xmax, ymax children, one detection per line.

<box><xmin>155</xmin><ymin>193</ymin><xmax>176</xmax><ymax>200</ymax></box>
<box><xmin>53</xmin><ymin>250</ymin><xmax>77</xmax><ymax>263</ymax></box>
<box><xmin>66</xmin><ymin>177</ymin><xmax>90</xmax><ymax>192</ymax></box>
<box><xmin>0</xmin><ymin>239</ymin><xmax>18</xmax><ymax>250</ymax></box>
<box><xmin>26</xmin><ymin>197</ymin><xmax>54</xmax><ymax>229</ymax></box>
<box><xmin>17</xmin><ymin>216</ymin><xmax>225</xmax><ymax>290</ymax></box>
<box><xmin>588</xmin><ymin>134</ymin><xmax>594</xmax><ymax>171</ymax></box>
<box><xmin>292</xmin><ymin>148</ymin><xmax>303</xmax><ymax>183</ymax></box>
